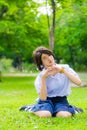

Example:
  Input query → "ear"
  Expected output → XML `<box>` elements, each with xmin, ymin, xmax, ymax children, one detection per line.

<box><xmin>40</xmin><ymin>65</ymin><xmax>44</xmax><ymax>70</ymax></box>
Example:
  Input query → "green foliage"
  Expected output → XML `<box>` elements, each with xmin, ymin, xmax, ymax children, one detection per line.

<box><xmin>0</xmin><ymin>57</ymin><xmax>13</xmax><ymax>72</ymax></box>
<box><xmin>0</xmin><ymin>57</ymin><xmax>38</xmax><ymax>73</ymax></box>
<box><xmin>54</xmin><ymin>0</ymin><xmax>87</xmax><ymax>70</ymax></box>
<box><xmin>0</xmin><ymin>0</ymin><xmax>87</xmax><ymax>70</ymax></box>
<box><xmin>22</xmin><ymin>63</ymin><xmax>38</xmax><ymax>73</ymax></box>
<box><xmin>0</xmin><ymin>0</ymin><xmax>48</xmax><ymax>61</ymax></box>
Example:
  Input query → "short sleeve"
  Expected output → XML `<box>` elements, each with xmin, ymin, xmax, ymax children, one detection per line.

<box><xmin>34</xmin><ymin>75</ymin><xmax>41</xmax><ymax>94</ymax></box>
<box><xmin>63</xmin><ymin>64</ymin><xmax>78</xmax><ymax>77</ymax></box>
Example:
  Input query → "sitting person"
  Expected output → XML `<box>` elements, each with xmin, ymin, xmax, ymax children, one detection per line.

<box><xmin>20</xmin><ymin>46</ymin><xmax>83</xmax><ymax>118</ymax></box>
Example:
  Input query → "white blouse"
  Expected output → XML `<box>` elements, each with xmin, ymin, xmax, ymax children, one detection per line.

<box><xmin>34</xmin><ymin>64</ymin><xmax>78</xmax><ymax>97</ymax></box>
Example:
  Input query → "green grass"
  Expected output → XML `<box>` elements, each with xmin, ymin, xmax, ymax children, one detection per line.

<box><xmin>0</xmin><ymin>73</ymin><xmax>87</xmax><ymax>130</ymax></box>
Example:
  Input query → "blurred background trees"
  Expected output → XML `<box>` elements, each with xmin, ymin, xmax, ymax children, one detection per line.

<box><xmin>0</xmin><ymin>0</ymin><xmax>87</xmax><ymax>72</ymax></box>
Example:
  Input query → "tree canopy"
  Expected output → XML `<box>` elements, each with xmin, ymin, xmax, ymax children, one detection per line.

<box><xmin>0</xmin><ymin>0</ymin><xmax>87</xmax><ymax>70</ymax></box>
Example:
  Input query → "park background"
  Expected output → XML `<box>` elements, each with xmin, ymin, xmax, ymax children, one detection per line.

<box><xmin>0</xmin><ymin>0</ymin><xmax>87</xmax><ymax>73</ymax></box>
<box><xmin>0</xmin><ymin>0</ymin><xmax>87</xmax><ymax>130</ymax></box>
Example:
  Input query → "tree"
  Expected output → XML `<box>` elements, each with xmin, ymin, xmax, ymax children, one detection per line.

<box><xmin>0</xmin><ymin>0</ymin><xmax>87</xmax><ymax>70</ymax></box>
<box><xmin>46</xmin><ymin>0</ymin><xmax>56</xmax><ymax>51</ymax></box>
<box><xmin>54</xmin><ymin>0</ymin><xmax>87</xmax><ymax>70</ymax></box>
<box><xmin>0</xmin><ymin>0</ymin><xmax>48</xmax><ymax>69</ymax></box>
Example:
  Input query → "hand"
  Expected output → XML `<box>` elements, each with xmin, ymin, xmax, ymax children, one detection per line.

<box><xmin>42</xmin><ymin>65</ymin><xmax>61</xmax><ymax>78</ymax></box>
<box><xmin>51</xmin><ymin>65</ymin><xmax>61</xmax><ymax>73</ymax></box>
<box><xmin>47</xmin><ymin>67</ymin><xmax>57</xmax><ymax>76</ymax></box>
<box><xmin>42</xmin><ymin>67</ymin><xmax>53</xmax><ymax>79</ymax></box>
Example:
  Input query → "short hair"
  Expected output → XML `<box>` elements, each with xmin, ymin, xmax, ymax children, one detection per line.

<box><xmin>33</xmin><ymin>46</ymin><xmax>54</xmax><ymax>71</ymax></box>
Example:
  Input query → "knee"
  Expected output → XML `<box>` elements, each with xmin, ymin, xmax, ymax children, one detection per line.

<box><xmin>34</xmin><ymin>111</ymin><xmax>52</xmax><ymax>118</ymax></box>
<box><xmin>56</xmin><ymin>111</ymin><xmax>72</xmax><ymax>118</ymax></box>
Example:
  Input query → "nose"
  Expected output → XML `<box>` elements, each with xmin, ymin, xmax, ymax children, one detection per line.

<box><xmin>48</xmin><ymin>56</ymin><xmax>52</xmax><ymax>61</ymax></box>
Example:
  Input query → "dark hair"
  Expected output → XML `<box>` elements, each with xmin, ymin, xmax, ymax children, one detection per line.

<box><xmin>33</xmin><ymin>46</ymin><xmax>54</xmax><ymax>71</ymax></box>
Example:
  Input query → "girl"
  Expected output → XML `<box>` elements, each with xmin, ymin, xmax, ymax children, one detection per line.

<box><xmin>20</xmin><ymin>46</ymin><xmax>83</xmax><ymax>117</ymax></box>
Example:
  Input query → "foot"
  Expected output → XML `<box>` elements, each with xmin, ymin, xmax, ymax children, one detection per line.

<box><xmin>73</xmin><ymin>106</ymin><xmax>84</xmax><ymax>114</ymax></box>
<box><xmin>19</xmin><ymin>105</ymin><xmax>34</xmax><ymax>112</ymax></box>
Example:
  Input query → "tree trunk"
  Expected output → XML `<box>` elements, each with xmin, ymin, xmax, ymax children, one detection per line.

<box><xmin>46</xmin><ymin>0</ymin><xmax>56</xmax><ymax>51</ymax></box>
<box><xmin>17</xmin><ymin>56</ymin><xmax>22</xmax><ymax>71</ymax></box>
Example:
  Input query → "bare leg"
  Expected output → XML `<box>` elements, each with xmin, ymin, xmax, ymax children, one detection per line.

<box><xmin>34</xmin><ymin>110</ymin><xmax>52</xmax><ymax>118</ymax></box>
<box><xmin>56</xmin><ymin>111</ymin><xmax>72</xmax><ymax>118</ymax></box>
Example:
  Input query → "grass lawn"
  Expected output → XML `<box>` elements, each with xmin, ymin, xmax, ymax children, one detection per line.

<box><xmin>0</xmin><ymin>73</ymin><xmax>87</xmax><ymax>130</ymax></box>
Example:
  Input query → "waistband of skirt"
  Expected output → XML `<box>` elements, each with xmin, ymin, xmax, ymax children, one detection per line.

<box><xmin>47</xmin><ymin>96</ymin><xmax>66</xmax><ymax>100</ymax></box>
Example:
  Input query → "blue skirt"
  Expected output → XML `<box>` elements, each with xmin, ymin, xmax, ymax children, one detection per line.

<box><xmin>31</xmin><ymin>96</ymin><xmax>75</xmax><ymax>116</ymax></box>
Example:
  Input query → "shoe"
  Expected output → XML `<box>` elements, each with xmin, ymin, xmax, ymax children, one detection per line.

<box><xmin>73</xmin><ymin>106</ymin><xmax>84</xmax><ymax>114</ymax></box>
<box><xmin>19</xmin><ymin>104</ymin><xmax>34</xmax><ymax>112</ymax></box>
<box><xmin>19</xmin><ymin>105</ymin><xmax>28</xmax><ymax>111</ymax></box>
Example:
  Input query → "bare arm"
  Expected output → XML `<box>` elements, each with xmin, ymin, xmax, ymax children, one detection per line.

<box><xmin>53</xmin><ymin>65</ymin><xmax>82</xmax><ymax>86</ymax></box>
<box><xmin>63</xmin><ymin>68</ymin><xmax>82</xmax><ymax>86</ymax></box>
<box><xmin>39</xmin><ymin>76</ymin><xmax>47</xmax><ymax>100</ymax></box>
<box><xmin>39</xmin><ymin>67</ymin><xmax>54</xmax><ymax>100</ymax></box>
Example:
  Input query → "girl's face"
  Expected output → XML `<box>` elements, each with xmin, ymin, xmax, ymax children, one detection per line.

<box><xmin>41</xmin><ymin>53</ymin><xmax>55</xmax><ymax>68</ymax></box>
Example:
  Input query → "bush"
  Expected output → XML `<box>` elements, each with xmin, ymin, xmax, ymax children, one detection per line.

<box><xmin>0</xmin><ymin>57</ymin><xmax>14</xmax><ymax>72</ymax></box>
<box><xmin>22</xmin><ymin>62</ymin><xmax>38</xmax><ymax>73</ymax></box>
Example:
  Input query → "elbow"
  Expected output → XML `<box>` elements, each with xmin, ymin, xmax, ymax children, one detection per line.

<box><xmin>76</xmin><ymin>80</ymin><xmax>82</xmax><ymax>86</ymax></box>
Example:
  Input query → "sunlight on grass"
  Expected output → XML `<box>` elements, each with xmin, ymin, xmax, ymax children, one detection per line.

<box><xmin>0</xmin><ymin>74</ymin><xmax>87</xmax><ymax>130</ymax></box>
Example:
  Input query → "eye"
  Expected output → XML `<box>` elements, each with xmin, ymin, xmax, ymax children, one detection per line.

<box><xmin>43</xmin><ymin>56</ymin><xmax>46</xmax><ymax>60</ymax></box>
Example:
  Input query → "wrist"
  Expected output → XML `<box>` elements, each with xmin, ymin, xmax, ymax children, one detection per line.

<box><xmin>60</xmin><ymin>67</ymin><xmax>65</xmax><ymax>73</ymax></box>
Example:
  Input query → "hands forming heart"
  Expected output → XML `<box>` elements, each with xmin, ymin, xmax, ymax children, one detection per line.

<box><xmin>43</xmin><ymin>65</ymin><xmax>61</xmax><ymax>78</ymax></box>
<box><xmin>47</xmin><ymin>66</ymin><xmax>57</xmax><ymax>76</ymax></box>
